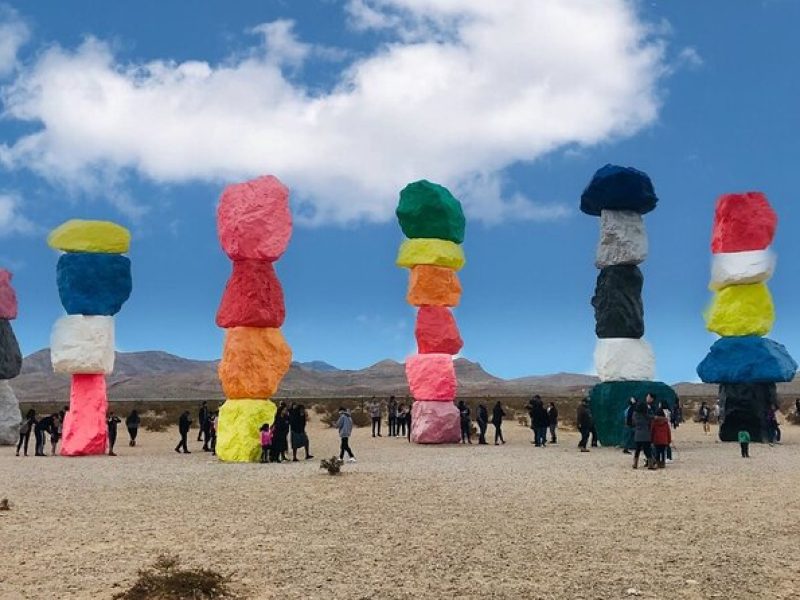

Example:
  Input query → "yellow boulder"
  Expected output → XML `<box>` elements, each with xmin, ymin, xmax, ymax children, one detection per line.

<box><xmin>216</xmin><ymin>399</ymin><xmax>277</xmax><ymax>462</ymax></box>
<box><xmin>396</xmin><ymin>238</ymin><xmax>465</xmax><ymax>271</ymax></box>
<box><xmin>48</xmin><ymin>220</ymin><xmax>131</xmax><ymax>253</ymax></box>
<box><xmin>218</xmin><ymin>327</ymin><xmax>292</xmax><ymax>399</ymax></box>
<box><xmin>705</xmin><ymin>282</ymin><xmax>774</xmax><ymax>337</ymax></box>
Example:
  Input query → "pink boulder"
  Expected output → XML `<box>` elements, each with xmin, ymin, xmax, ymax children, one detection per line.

<box><xmin>217</xmin><ymin>175</ymin><xmax>292</xmax><ymax>261</ymax></box>
<box><xmin>411</xmin><ymin>401</ymin><xmax>460</xmax><ymax>444</ymax></box>
<box><xmin>216</xmin><ymin>260</ymin><xmax>285</xmax><ymax>328</ymax></box>
<box><xmin>711</xmin><ymin>192</ymin><xmax>777</xmax><ymax>253</ymax></box>
<box><xmin>0</xmin><ymin>269</ymin><xmax>17</xmax><ymax>320</ymax></box>
<box><xmin>405</xmin><ymin>353</ymin><xmax>457</xmax><ymax>401</ymax></box>
<box><xmin>415</xmin><ymin>306</ymin><xmax>463</xmax><ymax>355</ymax></box>
<box><xmin>60</xmin><ymin>374</ymin><xmax>108</xmax><ymax>456</ymax></box>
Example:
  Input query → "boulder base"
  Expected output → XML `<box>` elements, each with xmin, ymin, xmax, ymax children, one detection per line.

<box><xmin>0</xmin><ymin>269</ymin><xmax>18</xmax><ymax>320</ymax></box>
<box><xmin>410</xmin><ymin>401</ymin><xmax>460</xmax><ymax>444</ymax></box>
<box><xmin>57</xmin><ymin>253</ymin><xmax>132</xmax><ymax>316</ymax></box>
<box><xmin>711</xmin><ymin>192</ymin><xmax>776</xmax><ymax>254</ymax></box>
<box><xmin>594</xmin><ymin>338</ymin><xmax>655</xmax><ymax>382</ymax></box>
<box><xmin>591</xmin><ymin>265</ymin><xmax>644</xmax><ymax>338</ymax></box>
<box><xmin>216</xmin><ymin>399</ymin><xmax>277</xmax><ymax>462</ymax></box>
<box><xmin>396</xmin><ymin>239</ymin><xmax>465</xmax><ymax>271</ymax></box>
<box><xmin>697</xmin><ymin>336</ymin><xmax>797</xmax><ymax>383</ymax></box>
<box><xmin>216</xmin><ymin>260</ymin><xmax>285</xmax><ymax>328</ymax></box>
<box><xmin>0</xmin><ymin>380</ymin><xmax>21</xmax><ymax>445</ymax></box>
<box><xmin>718</xmin><ymin>382</ymin><xmax>775</xmax><ymax>443</ymax></box>
<box><xmin>709</xmin><ymin>249</ymin><xmax>775</xmax><ymax>290</ymax></box>
<box><xmin>405</xmin><ymin>353</ymin><xmax>457</xmax><ymax>401</ymax></box>
<box><xmin>47</xmin><ymin>219</ymin><xmax>131</xmax><ymax>254</ymax></box>
<box><xmin>595</xmin><ymin>210</ymin><xmax>648</xmax><ymax>267</ymax></box>
<box><xmin>705</xmin><ymin>282</ymin><xmax>774</xmax><ymax>337</ymax></box>
<box><xmin>589</xmin><ymin>381</ymin><xmax>676</xmax><ymax>447</ymax></box>
<box><xmin>415</xmin><ymin>307</ymin><xmax>463</xmax><ymax>355</ymax></box>
<box><xmin>396</xmin><ymin>180</ymin><xmax>465</xmax><ymax>244</ymax></box>
<box><xmin>50</xmin><ymin>316</ymin><xmax>115</xmax><ymax>375</ymax></box>
<box><xmin>580</xmin><ymin>164</ymin><xmax>658</xmax><ymax>216</ymax></box>
<box><xmin>0</xmin><ymin>320</ymin><xmax>22</xmax><ymax>379</ymax></box>
<box><xmin>217</xmin><ymin>175</ymin><xmax>292</xmax><ymax>261</ymax></box>
<box><xmin>407</xmin><ymin>265</ymin><xmax>461</xmax><ymax>307</ymax></box>
<box><xmin>218</xmin><ymin>327</ymin><xmax>292</xmax><ymax>399</ymax></box>
<box><xmin>61</xmin><ymin>374</ymin><xmax>108</xmax><ymax>456</ymax></box>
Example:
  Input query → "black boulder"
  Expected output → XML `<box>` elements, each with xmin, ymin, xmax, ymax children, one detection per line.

<box><xmin>591</xmin><ymin>265</ymin><xmax>644</xmax><ymax>338</ymax></box>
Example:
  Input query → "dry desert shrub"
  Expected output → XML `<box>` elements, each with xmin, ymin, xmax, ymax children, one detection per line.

<box><xmin>320</xmin><ymin>456</ymin><xmax>344</xmax><ymax>475</ymax></box>
<box><xmin>139</xmin><ymin>410</ymin><xmax>170</xmax><ymax>432</ymax></box>
<box><xmin>112</xmin><ymin>554</ymin><xmax>236</xmax><ymax>600</ymax></box>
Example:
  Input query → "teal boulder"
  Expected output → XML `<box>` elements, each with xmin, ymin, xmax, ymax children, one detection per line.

<box><xmin>589</xmin><ymin>380</ymin><xmax>677</xmax><ymax>447</ymax></box>
<box><xmin>396</xmin><ymin>180</ymin><xmax>465</xmax><ymax>243</ymax></box>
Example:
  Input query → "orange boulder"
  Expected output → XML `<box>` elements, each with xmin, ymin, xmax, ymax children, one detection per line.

<box><xmin>407</xmin><ymin>265</ymin><xmax>461</xmax><ymax>307</ymax></box>
<box><xmin>219</xmin><ymin>327</ymin><xmax>292</xmax><ymax>399</ymax></box>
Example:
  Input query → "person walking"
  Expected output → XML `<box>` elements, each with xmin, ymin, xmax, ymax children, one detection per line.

<box><xmin>491</xmin><ymin>401</ymin><xmax>505</xmax><ymax>445</ymax></box>
<box><xmin>547</xmin><ymin>402</ymin><xmax>559</xmax><ymax>444</ymax></box>
<box><xmin>369</xmin><ymin>398</ymin><xmax>382</xmax><ymax>437</ymax></box>
<box><xmin>16</xmin><ymin>409</ymin><xmax>35</xmax><ymax>456</ymax></box>
<box><xmin>289</xmin><ymin>404</ymin><xmax>313</xmax><ymax>461</ymax></box>
<box><xmin>650</xmin><ymin>408</ymin><xmax>671</xmax><ymax>469</ymax></box>
<box><xmin>738</xmin><ymin>429</ymin><xmax>751</xmax><ymax>458</ymax></box>
<box><xmin>387</xmin><ymin>397</ymin><xmax>398</xmax><ymax>437</ymax></box>
<box><xmin>197</xmin><ymin>401</ymin><xmax>209</xmax><ymax>442</ymax></box>
<box><xmin>336</xmin><ymin>407</ymin><xmax>356</xmax><ymax>462</ymax></box>
<box><xmin>476</xmin><ymin>403</ymin><xmax>489</xmax><ymax>445</ymax></box>
<box><xmin>175</xmin><ymin>410</ymin><xmax>192</xmax><ymax>454</ymax></box>
<box><xmin>531</xmin><ymin>398</ymin><xmax>548</xmax><ymax>447</ymax></box>
<box><xmin>126</xmin><ymin>410</ymin><xmax>140</xmax><ymax>447</ymax></box>
<box><xmin>698</xmin><ymin>402</ymin><xmax>710</xmax><ymax>434</ymax></box>
<box><xmin>632</xmin><ymin>401</ymin><xmax>655</xmax><ymax>469</ymax></box>
<box><xmin>622</xmin><ymin>397</ymin><xmax>636</xmax><ymax>454</ymax></box>
<box><xmin>457</xmin><ymin>400</ymin><xmax>472</xmax><ymax>444</ymax></box>
<box><xmin>576</xmin><ymin>398</ymin><xmax>593</xmax><ymax>453</ymax></box>
<box><xmin>107</xmin><ymin>411</ymin><xmax>121</xmax><ymax>456</ymax></box>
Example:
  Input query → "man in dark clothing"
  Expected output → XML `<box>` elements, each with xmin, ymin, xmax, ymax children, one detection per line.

<box><xmin>476</xmin><ymin>403</ymin><xmax>489</xmax><ymax>445</ymax></box>
<box><xmin>387</xmin><ymin>396</ymin><xmax>398</xmax><ymax>437</ymax></box>
<box><xmin>289</xmin><ymin>404</ymin><xmax>313</xmax><ymax>461</ymax></box>
<box><xmin>547</xmin><ymin>402</ymin><xmax>559</xmax><ymax>444</ymax></box>
<box><xmin>531</xmin><ymin>398</ymin><xmax>549</xmax><ymax>447</ymax></box>
<box><xmin>576</xmin><ymin>398</ymin><xmax>593</xmax><ymax>452</ymax></box>
<box><xmin>107</xmin><ymin>412</ymin><xmax>121</xmax><ymax>456</ymax></box>
<box><xmin>126</xmin><ymin>410</ymin><xmax>140</xmax><ymax>447</ymax></box>
<box><xmin>197</xmin><ymin>401</ymin><xmax>209</xmax><ymax>442</ymax></box>
<box><xmin>175</xmin><ymin>411</ymin><xmax>192</xmax><ymax>454</ymax></box>
<box><xmin>34</xmin><ymin>414</ymin><xmax>56</xmax><ymax>456</ymax></box>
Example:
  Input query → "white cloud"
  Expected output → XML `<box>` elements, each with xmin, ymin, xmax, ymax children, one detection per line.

<box><xmin>0</xmin><ymin>193</ymin><xmax>35</xmax><ymax>235</ymax></box>
<box><xmin>0</xmin><ymin>5</ymin><xmax>29</xmax><ymax>77</ymax></box>
<box><xmin>0</xmin><ymin>0</ymin><xmax>667</xmax><ymax>225</ymax></box>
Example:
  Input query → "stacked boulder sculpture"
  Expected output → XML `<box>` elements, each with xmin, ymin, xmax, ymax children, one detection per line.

<box><xmin>697</xmin><ymin>192</ymin><xmax>796</xmax><ymax>441</ymax></box>
<box><xmin>396</xmin><ymin>180</ymin><xmax>464</xmax><ymax>444</ymax></box>
<box><xmin>48</xmin><ymin>220</ymin><xmax>132</xmax><ymax>456</ymax></box>
<box><xmin>215</xmin><ymin>176</ymin><xmax>292</xmax><ymax>462</ymax></box>
<box><xmin>0</xmin><ymin>269</ymin><xmax>22</xmax><ymax>445</ymax></box>
<box><xmin>581</xmin><ymin>165</ymin><xmax>676</xmax><ymax>446</ymax></box>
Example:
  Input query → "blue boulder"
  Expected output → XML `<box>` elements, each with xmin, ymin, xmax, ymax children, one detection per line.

<box><xmin>697</xmin><ymin>336</ymin><xmax>797</xmax><ymax>384</ymax></box>
<box><xmin>57</xmin><ymin>253</ymin><xmax>132</xmax><ymax>316</ymax></box>
<box><xmin>580</xmin><ymin>164</ymin><xmax>658</xmax><ymax>216</ymax></box>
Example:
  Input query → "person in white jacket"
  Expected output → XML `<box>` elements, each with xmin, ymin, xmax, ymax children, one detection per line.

<box><xmin>336</xmin><ymin>408</ymin><xmax>356</xmax><ymax>463</ymax></box>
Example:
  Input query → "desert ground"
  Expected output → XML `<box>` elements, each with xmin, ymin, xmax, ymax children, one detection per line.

<box><xmin>1</xmin><ymin>417</ymin><xmax>799</xmax><ymax>600</ymax></box>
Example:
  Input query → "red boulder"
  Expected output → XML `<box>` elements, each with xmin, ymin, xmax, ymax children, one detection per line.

<box><xmin>711</xmin><ymin>192</ymin><xmax>776</xmax><ymax>253</ymax></box>
<box><xmin>415</xmin><ymin>306</ymin><xmax>463</xmax><ymax>355</ymax></box>
<box><xmin>216</xmin><ymin>260</ymin><xmax>285</xmax><ymax>328</ymax></box>
<box><xmin>60</xmin><ymin>374</ymin><xmax>108</xmax><ymax>457</ymax></box>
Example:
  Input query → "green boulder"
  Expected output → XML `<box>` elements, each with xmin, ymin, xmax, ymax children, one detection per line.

<box><xmin>589</xmin><ymin>380</ymin><xmax>677</xmax><ymax>447</ymax></box>
<box><xmin>396</xmin><ymin>180</ymin><xmax>465</xmax><ymax>243</ymax></box>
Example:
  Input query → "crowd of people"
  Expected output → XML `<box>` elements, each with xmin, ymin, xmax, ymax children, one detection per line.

<box><xmin>367</xmin><ymin>396</ymin><xmax>411</xmax><ymax>439</ymax></box>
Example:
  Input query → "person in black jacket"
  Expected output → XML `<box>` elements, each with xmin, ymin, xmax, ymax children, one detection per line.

<box><xmin>289</xmin><ymin>404</ymin><xmax>313</xmax><ymax>461</ymax></box>
<box><xmin>457</xmin><ymin>400</ymin><xmax>471</xmax><ymax>444</ymax></box>
<box><xmin>107</xmin><ymin>412</ymin><xmax>121</xmax><ymax>456</ymax></box>
<box><xmin>476</xmin><ymin>403</ymin><xmax>489</xmax><ymax>445</ymax></box>
<box><xmin>576</xmin><ymin>398</ymin><xmax>593</xmax><ymax>452</ymax></box>
<box><xmin>16</xmin><ymin>409</ymin><xmax>36</xmax><ymax>457</ymax></box>
<box><xmin>547</xmin><ymin>402</ymin><xmax>559</xmax><ymax>444</ymax></box>
<box><xmin>491</xmin><ymin>401</ymin><xmax>505</xmax><ymax>445</ymax></box>
<box><xmin>34</xmin><ymin>414</ymin><xmax>57</xmax><ymax>456</ymax></box>
<box><xmin>531</xmin><ymin>397</ymin><xmax>549</xmax><ymax>447</ymax></box>
<box><xmin>126</xmin><ymin>410</ymin><xmax>140</xmax><ymax>447</ymax></box>
<box><xmin>197</xmin><ymin>401</ymin><xmax>209</xmax><ymax>442</ymax></box>
<box><xmin>175</xmin><ymin>411</ymin><xmax>192</xmax><ymax>454</ymax></box>
<box><xmin>272</xmin><ymin>404</ymin><xmax>290</xmax><ymax>463</ymax></box>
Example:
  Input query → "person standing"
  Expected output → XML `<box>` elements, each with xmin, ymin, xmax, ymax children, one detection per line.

<box><xmin>650</xmin><ymin>408</ymin><xmax>671</xmax><ymax>468</ymax></box>
<box><xmin>272</xmin><ymin>404</ymin><xmax>290</xmax><ymax>463</ymax></box>
<box><xmin>387</xmin><ymin>396</ymin><xmax>398</xmax><ymax>437</ymax></box>
<box><xmin>289</xmin><ymin>404</ymin><xmax>313</xmax><ymax>461</ymax></box>
<box><xmin>476</xmin><ymin>403</ymin><xmax>488</xmax><ymax>445</ymax></box>
<box><xmin>126</xmin><ymin>410</ymin><xmax>140</xmax><ymax>447</ymax></box>
<box><xmin>405</xmin><ymin>403</ymin><xmax>412</xmax><ymax>442</ymax></box>
<box><xmin>457</xmin><ymin>400</ymin><xmax>472</xmax><ymax>444</ymax></box>
<box><xmin>34</xmin><ymin>413</ymin><xmax>56</xmax><ymax>456</ymax></box>
<box><xmin>397</xmin><ymin>404</ymin><xmax>408</xmax><ymax>438</ymax></box>
<box><xmin>491</xmin><ymin>401</ymin><xmax>505</xmax><ymax>445</ymax></box>
<box><xmin>766</xmin><ymin>404</ymin><xmax>779</xmax><ymax>445</ymax></box>
<box><xmin>259</xmin><ymin>424</ymin><xmax>272</xmax><ymax>464</ymax></box>
<box><xmin>107</xmin><ymin>411</ymin><xmax>121</xmax><ymax>456</ymax></box>
<box><xmin>175</xmin><ymin>410</ymin><xmax>192</xmax><ymax>454</ymax></box>
<box><xmin>670</xmin><ymin>398</ymin><xmax>683</xmax><ymax>429</ymax></box>
<box><xmin>209</xmin><ymin>411</ymin><xmax>218</xmax><ymax>456</ymax></box>
<box><xmin>576</xmin><ymin>398</ymin><xmax>593</xmax><ymax>453</ymax></box>
<box><xmin>622</xmin><ymin>397</ymin><xmax>636</xmax><ymax>454</ymax></box>
<box><xmin>49</xmin><ymin>414</ymin><xmax>62</xmax><ymax>456</ymax></box>
<box><xmin>698</xmin><ymin>402</ymin><xmax>710</xmax><ymax>434</ymax></box>
<box><xmin>532</xmin><ymin>398</ymin><xmax>548</xmax><ymax>447</ymax></box>
<box><xmin>632</xmin><ymin>401</ymin><xmax>655</xmax><ymax>469</ymax></box>
<box><xmin>369</xmin><ymin>398</ymin><xmax>382</xmax><ymax>437</ymax></box>
<box><xmin>197</xmin><ymin>401</ymin><xmax>209</xmax><ymax>442</ymax></box>
<box><xmin>547</xmin><ymin>402</ymin><xmax>559</xmax><ymax>444</ymax></box>
<box><xmin>16</xmin><ymin>409</ymin><xmax>35</xmax><ymax>457</ymax></box>
<box><xmin>738</xmin><ymin>429</ymin><xmax>751</xmax><ymax>458</ymax></box>
<box><xmin>336</xmin><ymin>407</ymin><xmax>356</xmax><ymax>462</ymax></box>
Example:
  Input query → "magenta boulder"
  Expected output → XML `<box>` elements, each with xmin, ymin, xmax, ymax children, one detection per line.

<box><xmin>411</xmin><ymin>401</ymin><xmax>460</xmax><ymax>444</ymax></box>
<box><xmin>405</xmin><ymin>353</ymin><xmax>457</xmax><ymax>401</ymax></box>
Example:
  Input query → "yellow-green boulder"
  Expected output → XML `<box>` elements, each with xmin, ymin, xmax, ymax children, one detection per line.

<box><xmin>396</xmin><ymin>238</ymin><xmax>465</xmax><ymax>270</ymax></box>
<box><xmin>48</xmin><ymin>220</ymin><xmax>131</xmax><ymax>253</ymax></box>
<box><xmin>216</xmin><ymin>399</ymin><xmax>276</xmax><ymax>462</ymax></box>
<box><xmin>705</xmin><ymin>283</ymin><xmax>774</xmax><ymax>337</ymax></box>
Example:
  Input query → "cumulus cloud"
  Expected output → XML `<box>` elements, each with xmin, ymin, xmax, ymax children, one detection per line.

<box><xmin>0</xmin><ymin>5</ymin><xmax>29</xmax><ymax>77</ymax></box>
<box><xmin>0</xmin><ymin>193</ymin><xmax>35</xmax><ymax>235</ymax></box>
<box><xmin>0</xmin><ymin>0</ymin><xmax>667</xmax><ymax>225</ymax></box>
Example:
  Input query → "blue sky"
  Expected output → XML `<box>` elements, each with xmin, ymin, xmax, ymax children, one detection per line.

<box><xmin>0</xmin><ymin>0</ymin><xmax>799</xmax><ymax>383</ymax></box>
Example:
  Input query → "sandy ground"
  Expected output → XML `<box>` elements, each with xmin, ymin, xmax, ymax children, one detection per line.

<box><xmin>1</xmin><ymin>418</ymin><xmax>799</xmax><ymax>600</ymax></box>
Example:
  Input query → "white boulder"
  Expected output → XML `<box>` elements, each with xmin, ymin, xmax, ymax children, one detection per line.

<box><xmin>710</xmin><ymin>249</ymin><xmax>775</xmax><ymax>291</ymax></box>
<box><xmin>594</xmin><ymin>338</ymin><xmax>655</xmax><ymax>382</ymax></box>
<box><xmin>596</xmin><ymin>210</ymin><xmax>648</xmax><ymax>268</ymax></box>
<box><xmin>51</xmin><ymin>315</ymin><xmax>115</xmax><ymax>375</ymax></box>
<box><xmin>0</xmin><ymin>380</ymin><xmax>20</xmax><ymax>445</ymax></box>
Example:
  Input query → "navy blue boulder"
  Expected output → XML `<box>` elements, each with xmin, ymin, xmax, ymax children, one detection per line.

<box><xmin>57</xmin><ymin>253</ymin><xmax>132</xmax><ymax>316</ymax></box>
<box><xmin>697</xmin><ymin>336</ymin><xmax>797</xmax><ymax>384</ymax></box>
<box><xmin>580</xmin><ymin>164</ymin><xmax>658</xmax><ymax>216</ymax></box>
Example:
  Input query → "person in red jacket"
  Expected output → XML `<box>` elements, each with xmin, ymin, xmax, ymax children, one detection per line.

<box><xmin>650</xmin><ymin>409</ymin><xmax>672</xmax><ymax>469</ymax></box>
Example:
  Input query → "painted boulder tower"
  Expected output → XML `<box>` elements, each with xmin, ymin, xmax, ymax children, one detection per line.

<box><xmin>396</xmin><ymin>180</ymin><xmax>464</xmax><ymax>444</ymax></box>
<box><xmin>581</xmin><ymin>165</ymin><xmax>676</xmax><ymax>446</ymax></box>
<box><xmin>698</xmin><ymin>192</ymin><xmax>796</xmax><ymax>442</ymax></box>
<box><xmin>47</xmin><ymin>220</ymin><xmax>132</xmax><ymax>456</ymax></box>
<box><xmin>215</xmin><ymin>176</ymin><xmax>292</xmax><ymax>462</ymax></box>
<box><xmin>0</xmin><ymin>269</ymin><xmax>22</xmax><ymax>445</ymax></box>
